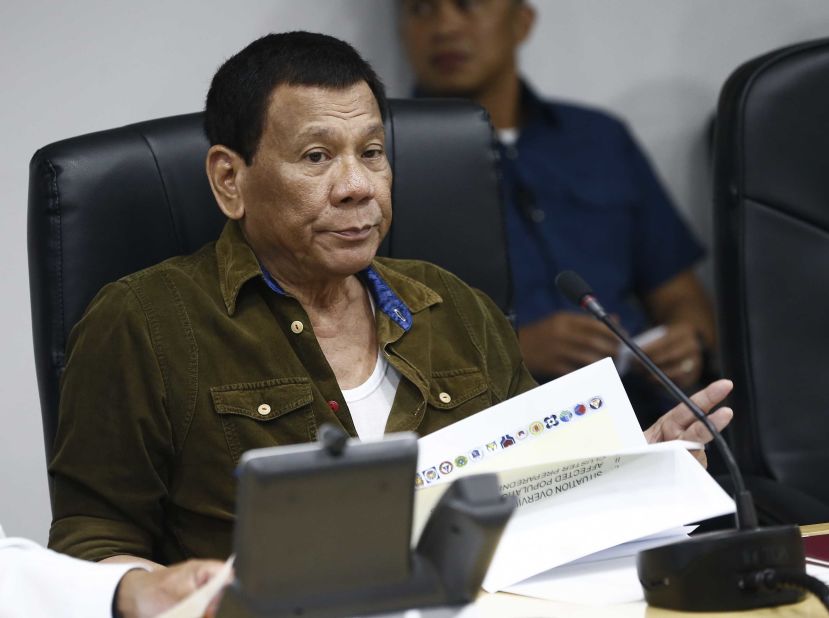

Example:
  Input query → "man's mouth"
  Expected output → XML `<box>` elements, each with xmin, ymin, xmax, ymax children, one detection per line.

<box><xmin>430</xmin><ymin>51</ymin><xmax>469</xmax><ymax>72</ymax></box>
<box><xmin>329</xmin><ymin>225</ymin><xmax>376</xmax><ymax>241</ymax></box>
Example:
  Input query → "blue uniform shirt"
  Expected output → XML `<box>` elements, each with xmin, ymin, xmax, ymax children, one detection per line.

<box><xmin>501</xmin><ymin>83</ymin><xmax>704</xmax><ymax>334</ymax></box>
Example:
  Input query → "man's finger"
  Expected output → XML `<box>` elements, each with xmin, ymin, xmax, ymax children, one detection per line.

<box><xmin>567</xmin><ymin>316</ymin><xmax>619</xmax><ymax>344</ymax></box>
<box><xmin>671</xmin><ymin>379</ymin><xmax>734</xmax><ymax>427</ymax></box>
<box><xmin>689</xmin><ymin>448</ymin><xmax>707</xmax><ymax>468</ymax></box>
<box><xmin>690</xmin><ymin>379</ymin><xmax>733</xmax><ymax>412</ymax></box>
<box><xmin>641</xmin><ymin>328</ymin><xmax>699</xmax><ymax>367</ymax></box>
<box><xmin>559</xmin><ymin>320</ymin><xmax>618</xmax><ymax>357</ymax></box>
<box><xmin>646</xmin><ymin>338</ymin><xmax>698</xmax><ymax>367</ymax></box>
<box><xmin>681</xmin><ymin>407</ymin><xmax>734</xmax><ymax>444</ymax></box>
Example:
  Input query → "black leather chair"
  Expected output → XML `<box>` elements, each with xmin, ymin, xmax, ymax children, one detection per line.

<box><xmin>28</xmin><ymin>99</ymin><xmax>510</xmax><ymax>479</ymax></box>
<box><xmin>713</xmin><ymin>38</ymin><xmax>829</xmax><ymax>524</ymax></box>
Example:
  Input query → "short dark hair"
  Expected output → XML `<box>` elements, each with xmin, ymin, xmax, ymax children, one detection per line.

<box><xmin>205</xmin><ymin>31</ymin><xmax>388</xmax><ymax>164</ymax></box>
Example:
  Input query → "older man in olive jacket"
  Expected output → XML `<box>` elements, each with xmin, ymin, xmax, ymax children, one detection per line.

<box><xmin>48</xmin><ymin>32</ymin><xmax>733</xmax><ymax>569</ymax></box>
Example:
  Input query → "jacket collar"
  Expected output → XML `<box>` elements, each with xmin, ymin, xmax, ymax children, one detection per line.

<box><xmin>215</xmin><ymin>220</ymin><xmax>442</xmax><ymax>321</ymax></box>
<box><xmin>370</xmin><ymin>258</ymin><xmax>443</xmax><ymax>318</ymax></box>
<box><xmin>216</xmin><ymin>220</ymin><xmax>263</xmax><ymax>316</ymax></box>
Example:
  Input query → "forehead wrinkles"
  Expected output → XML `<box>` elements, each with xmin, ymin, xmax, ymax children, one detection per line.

<box><xmin>297</xmin><ymin>121</ymin><xmax>385</xmax><ymax>143</ymax></box>
<box><xmin>266</xmin><ymin>84</ymin><xmax>381</xmax><ymax>145</ymax></box>
<box><xmin>316</xmin><ymin>92</ymin><xmax>371</xmax><ymax>119</ymax></box>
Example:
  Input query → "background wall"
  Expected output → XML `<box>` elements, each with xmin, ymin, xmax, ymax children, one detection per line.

<box><xmin>1</xmin><ymin>1</ymin><xmax>827</xmax><ymax>545</ymax></box>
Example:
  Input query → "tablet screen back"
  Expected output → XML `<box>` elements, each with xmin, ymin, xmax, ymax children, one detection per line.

<box><xmin>232</xmin><ymin>433</ymin><xmax>418</xmax><ymax>599</ymax></box>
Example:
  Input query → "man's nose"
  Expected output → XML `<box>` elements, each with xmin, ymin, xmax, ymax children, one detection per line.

<box><xmin>432</xmin><ymin>0</ymin><xmax>467</xmax><ymax>38</ymax></box>
<box><xmin>331</xmin><ymin>156</ymin><xmax>374</xmax><ymax>206</ymax></box>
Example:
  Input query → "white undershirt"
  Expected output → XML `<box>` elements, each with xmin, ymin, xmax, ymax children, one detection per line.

<box><xmin>342</xmin><ymin>350</ymin><xmax>401</xmax><ymax>441</ymax></box>
<box><xmin>341</xmin><ymin>289</ymin><xmax>402</xmax><ymax>440</ymax></box>
<box><xmin>498</xmin><ymin>127</ymin><xmax>520</xmax><ymax>146</ymax></box>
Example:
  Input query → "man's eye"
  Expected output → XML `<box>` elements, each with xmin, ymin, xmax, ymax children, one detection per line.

<box><xmin>363</xmin><ymin>148</ymin><xmax>384</xmax><ymax>159</ymax></box>
<box><xmin>406</xmin><ymin>0</ymin><xmax>436</xmax><ymax>17</ymax></box>
<box><xmin>457</xmin><ymin>0</ymin><xmax>487</xmax><ymax>12</ymax></box>
<box><xmin>306</xmin><ymin>152</ymin><xmax>328</xmax><ymax>163</ymax></box>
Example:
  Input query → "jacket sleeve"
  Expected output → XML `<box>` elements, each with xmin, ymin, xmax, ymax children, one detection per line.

<box><xmin>48</xmin><ymin>280</ymin><xmax>173</xmax><ymax>562</ymax></box>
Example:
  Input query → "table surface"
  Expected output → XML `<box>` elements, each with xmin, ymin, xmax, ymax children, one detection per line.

<box><xmin>802</xmin><ymin>523</ymin><xmax>829</xmax><ymax>537</ymax></box>
<box><xmin>474</xmin><ymin>592</ymin><xmax>825</xmax><ymax>618</ymax></box>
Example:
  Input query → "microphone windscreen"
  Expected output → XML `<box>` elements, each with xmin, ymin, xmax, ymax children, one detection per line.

<box><xmin>555</xmin><ymin>270</ymin><xmax>593</xmax><ymax>305</ymax></box>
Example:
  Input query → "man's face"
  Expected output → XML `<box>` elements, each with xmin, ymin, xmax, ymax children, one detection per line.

<box><xmin>401</xmin><ymin>0</ymin><xmax>530</xmax><ymax>96</ymax></box>
<box><xmin>236</xmin><ymin>82</ymin><xmax>392</xmax><ymax>284</ymax></box>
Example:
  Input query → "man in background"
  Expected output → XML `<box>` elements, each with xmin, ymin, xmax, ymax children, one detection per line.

<box><xmin>400</xmin><ymin>0</ymin><xmax>717</xmax><ymax>427</ymax></box>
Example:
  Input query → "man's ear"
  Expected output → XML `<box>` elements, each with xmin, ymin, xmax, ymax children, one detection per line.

<box><xmin>206</xmin><ymin>145</ymin><xmax>246</xmax><ymax>220</ymax></box>
<box><xmin>514</xmin><ymin>2</ymin><xmax>536</xmax><ymax>44</ymax></box>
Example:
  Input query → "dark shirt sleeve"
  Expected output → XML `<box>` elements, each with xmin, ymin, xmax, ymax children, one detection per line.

<box><xmin>624</xmin><ymin>127</ymin><xmax>705</xmax><ymax>295</ymax></box>
<box><xmin>48</xmin><ymin>281</ymin><xmax>172</xmax><ymax>562</ymax></box>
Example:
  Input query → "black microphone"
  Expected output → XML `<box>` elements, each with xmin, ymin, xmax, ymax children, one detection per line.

<box><xmin>556</xmin><ymin>271</ymin><xmax>756</xmax><ymax>525</ymax></box>
<box><xmin>555</xmin><ymin>270</ymin><xmax>810</xmax><ymax>612</ymax></box>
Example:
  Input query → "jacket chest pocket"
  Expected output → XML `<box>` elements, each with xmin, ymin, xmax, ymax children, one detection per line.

<box><xmin>210</xmin><ymin>378</ymin><xmax>314</xmax><ymax>463</ymax></box>
<box><xmin>423</xmin><ymin>368</ymin><xmax>490</xmax><ymax>432</ymax></box>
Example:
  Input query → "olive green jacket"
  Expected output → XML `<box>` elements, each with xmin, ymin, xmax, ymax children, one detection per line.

<box><xmin>48</xmin><ymin>221</ymin><xmax>536</xmax><ymax>563</ymax></box>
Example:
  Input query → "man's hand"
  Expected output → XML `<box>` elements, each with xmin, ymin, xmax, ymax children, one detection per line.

<box><xmin>115</xmin><ymin>559</ymin><xmax>225</xmax><ymax>618</ymax></box>
<box><xmin>641</xmin><ymin>269</ymin><xmax>716</xmax><ymax>388</ymax></box>
<box><xmin>638</xmin><ymin>322</ymin><xmax>703</xmax><ymax>389</ymax></box>
<box><xmin>644</xmin><ymin>379</ymin><xmax>734</xmax><ymax>468</ymax></box>
<box><xmin>518</xmin><ymin>312</ymin><xmax>618</xmax><ymax>377</ymax></box>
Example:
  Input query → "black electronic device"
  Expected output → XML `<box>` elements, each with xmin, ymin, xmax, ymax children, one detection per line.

<box><xmin>217</xmin><ymin>425</ymin><xmax>515</xmax><ymax>618</ymax></box>
<box><xmin>555</xmin><ymin>270</ymin><xmax>820</xmax><ymax>612</ymax></box>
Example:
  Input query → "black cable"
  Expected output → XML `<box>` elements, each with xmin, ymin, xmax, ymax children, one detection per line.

<box><xmin>748</xmin><ymin>568</ymin><xmax>829</xmax><ymax>611</ymax></box>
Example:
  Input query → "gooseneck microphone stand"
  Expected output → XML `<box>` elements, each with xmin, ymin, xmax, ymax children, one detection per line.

<box><xmin>555</xmin><ymin>270</ymin><xmax>828</xmax><ymax>612</ymax></box>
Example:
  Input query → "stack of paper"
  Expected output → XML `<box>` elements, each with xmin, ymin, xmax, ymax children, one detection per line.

<box><xmin>414</xmin><ymin>358</ymin><xmax>735</xmax><ymax>604</ymax></box>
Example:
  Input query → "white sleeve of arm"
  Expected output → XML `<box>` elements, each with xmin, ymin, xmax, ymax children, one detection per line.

<box><xmin>0</xmin><ymin>538</ymin><xmax>144</xmax><ymax>618</ymax></box>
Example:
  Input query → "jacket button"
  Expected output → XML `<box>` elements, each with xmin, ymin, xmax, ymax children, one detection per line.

<box><xmin>438</xmin><ymin>392</ymin><xmax>452</xmax><ymax>404</ymax></box>
<box><xmin>290</xmin><ymin>321</ymin><xmax>304</xmax><ymax>334</ymax></box>
<box><xmin>328</xmin><ymin>400</ymin><xmax>340</xmax><ymax>412</ymax></box>
<box><xmin>257</xmin><ymin>403</ymin><xmax>271</xmax><ymax>416</ymax></box>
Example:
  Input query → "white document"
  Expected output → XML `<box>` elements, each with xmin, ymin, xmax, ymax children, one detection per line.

<box><xmin>414</xmin><ymin>358</ymin><xmax>735</xmax><ymax>598</ymax></box>
<box><xmin>807</xmin><ymin>563</ymin><xmax>829</xmax><ymax>585</ymax></box>
<box><xmin>504</xmin><ymin>527</ymin><xmax>696</xmax><ymax>605</ymax></box>
<box><xmin>415</xmin><ymin>358</ymin><xmax>645</xmax><ymax>490</ymax></box>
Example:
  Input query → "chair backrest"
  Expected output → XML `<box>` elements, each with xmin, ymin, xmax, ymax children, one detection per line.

<box><xmin>713</xmin><ymin>38</ymin><xmax>829</xmax><ymax>506</ymax></box>
<box><xmin>28</xmin><ymin>99</ymin><xmax>510</xmax><ymax>465</ymax></box>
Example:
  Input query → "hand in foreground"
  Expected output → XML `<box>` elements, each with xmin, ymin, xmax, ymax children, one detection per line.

<box><xmin>638</xmin><ymin>322</ymin><xmax>703</xmax><ymax>389</ymax></box>
<box><xmin>643</xmin><ymin>379</ymin><xmax>734</xmax><ymax>468</ymax></box>
<box><xmin>115</xmin><ymin>559</ymin><xmax>226</xmax><ymax>618</ymax></box>
<box><xmin>518</xmin><ymin>312</ymin><xmax>619</xmax><ymax>377</ymax></box>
